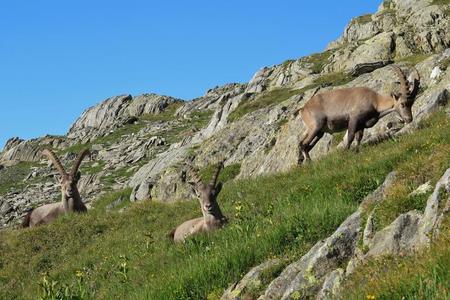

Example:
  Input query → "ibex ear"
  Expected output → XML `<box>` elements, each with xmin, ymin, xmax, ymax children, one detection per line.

<box><xmin>214</xmin><ymin>182</ymin><xmax>223</xmax><ymax>196</ymax></box>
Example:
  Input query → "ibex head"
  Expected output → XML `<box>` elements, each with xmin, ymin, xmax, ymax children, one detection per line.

<box><xmin>187</xmin><ymin>162</ymin><xmax>226</xmax><ymax>222</ymax></box>
<box><xmin>42</xmin><ymin>149</ymin><xmax>90</xmax><ymax>199</ymax></box>
<box><xmin>390</xmin><ymin>66</ymin><xmax>420</xmax><ymax>124</ymax></box>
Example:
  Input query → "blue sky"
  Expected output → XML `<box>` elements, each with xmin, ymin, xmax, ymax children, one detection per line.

<box><xmin>0</xmin><ymin>0</ymin><xmax>381</xmax><ymax>149</ymax></box>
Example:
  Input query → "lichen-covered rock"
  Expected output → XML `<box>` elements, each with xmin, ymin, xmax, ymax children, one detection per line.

<box><xmin>221</xmin><ymin>259</ymin><xmax>282</xmax><ymax>300</ymax></box>
<box><xmin>150</xmin><ymin>167</ymin><xmax>193</xmax><ymax>202</ymax></box>
<box><xmin>327</xmin><ymin>32</ymin><xmax>396</xmax><ymax>72</ymax></box>
<box><xmin>366</xmin><ymin>211</ymin><xmax>423</xmax><ymax>257</ymax></box>
<box><xmin>128</xmin><ymin>147</ymin><xmax>189</xmax><ymax>201</ymax></box>
<box><xmin>316</xmin><ymin>268</ymin><xmax>345</xmax><ymax>300</ymax></box>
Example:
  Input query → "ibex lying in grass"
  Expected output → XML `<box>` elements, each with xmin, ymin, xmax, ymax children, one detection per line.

<box><xmin>22</xmin><ymin>149</ymin><xmax>90</xmax><ymax>227</ymax></box>
<box><xmin>170</xmin><ymin>162</ymin><xmax>228</xmax><ymax>242</ymax></box>
<box><xmin>298</xmin><ymin>66</ymin><xmax>420</xmax><ymax>163</ymax></box>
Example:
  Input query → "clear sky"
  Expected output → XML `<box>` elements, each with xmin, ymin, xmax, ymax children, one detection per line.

<box><xmin>0</xmin><ymin>0</ymin><xmax>381</xmax><ymax>149</ymax></box>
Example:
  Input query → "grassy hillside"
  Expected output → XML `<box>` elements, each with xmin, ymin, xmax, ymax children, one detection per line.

<box><xmin>0</xmin><ymin>112</ymin><xmax>449</xmax><ymax>299</ymax></box>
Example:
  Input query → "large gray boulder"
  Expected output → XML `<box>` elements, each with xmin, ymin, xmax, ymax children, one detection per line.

<box><xmin>128</xmin><ymin>147</ymin><xmax>189</xmax><ymax>202</ymax></box>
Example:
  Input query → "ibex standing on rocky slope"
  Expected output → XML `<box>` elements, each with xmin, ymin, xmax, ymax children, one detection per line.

<box><xmin>22</xmin><ymin>149</ymin><xmax>91</xmax><ymax>227</ymax></box>
<box><xmin>170</xmin><ymin>162</ymin><xmax>228</xmax><ymax>242</ymax></box>
<box><xmin>298</xmin><ymin>66</ymin><xmax>420</xmax><ymax>163</ymax></box>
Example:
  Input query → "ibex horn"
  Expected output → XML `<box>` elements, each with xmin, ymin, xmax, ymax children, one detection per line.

<box><xmin>70</xmin><ymin>149</ymin><xmax>91</xmax><ymax>176</ymax></box>
<box><xmin>209</xmin><ymin>161</ymin><xmax>224</xmax><ymax>187</ymax></box>
<box><xmin>42</xmin><ymin>148</ymin><xmax>67</xmax><ymax>176</ymax></box>
<box><xmin>187</xmin><ymin>164</ymin><xmax>203</xmax><ymax>187</ymax></box>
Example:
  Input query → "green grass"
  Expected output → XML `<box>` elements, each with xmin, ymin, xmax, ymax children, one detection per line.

<box><xmin>431</xmin><ymin>0</ymin><xmax>450</xmax><ymax>5</ymax></box>
<box><xmin>331</xmin><ymin>131</ymin><xmax>346</xmax><ymax>147</ymax></box>
<box><xmin>0</xmin><ymin>112</ymin><xmax>449</xmax><ymax>299</ymax></box>
<box><xmin>395</xmin><ymin>53</ymin><xmax>432</xmax><ymax>65</ymax></box>
<box><xmin>228</xmin><ymin>88</ymin><xmax>300</xmax><ymax>122</ymax></box>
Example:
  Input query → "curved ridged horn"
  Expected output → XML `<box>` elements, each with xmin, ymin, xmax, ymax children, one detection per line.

<box><xmin>408</xmin><ymin>67</ymin><xmax>421</xmax><ymax>98</ymax></box>
<box><xmin>187</xmin><ymin>165</ymin><xmax>203</xmax><ymax>187</ymax></box>
<box><xmin>42</xmin><ymin>148</ymin><xmax>66</xmax><ymax>176</ymax></box>
<box><xmin>390</xmin><ymin>65</ymin><xmax>409</xmax><ymax>96</ymax></box>
<box><xmin>70</xmin><ymin>149</ymin><xmax>91</xmax><ymax>176</ymax></box>
<box><xmin>209</xmin><ymin>161</ymin><xmax>224</xmax><ymax>187</ymax></box>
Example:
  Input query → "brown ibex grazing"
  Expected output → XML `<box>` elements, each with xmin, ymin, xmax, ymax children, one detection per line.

<box><xmin>22</xmin><ymin>148</ymin><xmax>91</xmax><ymax>227</ymax></box>
<box><xmin>170</xmin><ymin>162</ymin><xmax>228</xmax><ymax>242</ymax></box>
<box><xmin>298</xmin><ymin>66</ymin><xmax>420</xmax><ymax>163</ymax></box>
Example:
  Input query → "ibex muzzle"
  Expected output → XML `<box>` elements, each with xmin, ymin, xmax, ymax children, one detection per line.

<box><xmin>298</xmin><ymin>66</ymin><xmax>420</xmax><ymax>163</ymax></box>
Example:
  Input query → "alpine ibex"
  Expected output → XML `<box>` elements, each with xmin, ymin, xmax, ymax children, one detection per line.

<box><xmin>22</xmin><ymin>148</ymin><xmax>91</xmax><ymax>227</ymax></box>
<box><xmin>298</xmin><ymin>66</ymin><xmax>420</xmax><ymax>163</ymax></box>
<box><xmin>170</xmin><ymin>162</ymin><xmax>228</xmax><ymax>242</ymax></box>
